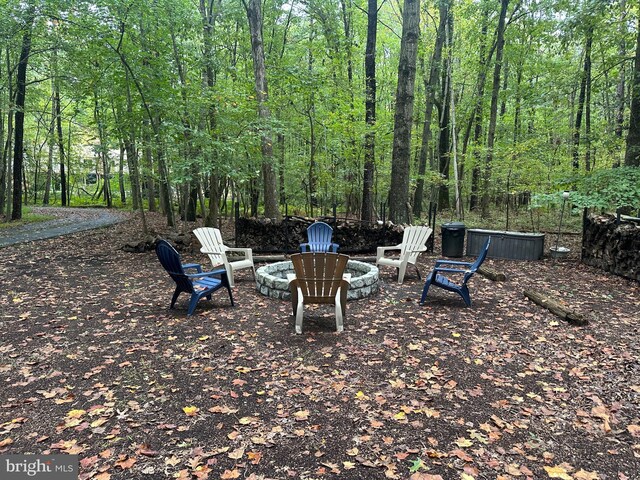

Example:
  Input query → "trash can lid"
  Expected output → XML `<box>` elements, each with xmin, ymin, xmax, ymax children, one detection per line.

<box><xmin>441</xmin><ymin>221</ymin><xmax>466</xmax><ymax>229</ymax></box>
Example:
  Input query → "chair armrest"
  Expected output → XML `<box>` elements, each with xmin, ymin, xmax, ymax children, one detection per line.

<box><xmin>434</xmin><ymin>259</ymin><xmax>473</xmax><ymax>267</ymax></box>
<box><xmin>433</xmin><ymin>267</ymin><xmax>469</xmax><ymax>274</ymax></box>
<box><xmin>342</xmin><ymin>273</ymin><xmax>352</xmax><ymax>284</ymax></box>
<box><xmin>286</xmin><ymin>273</ymin><xmax>297</xmax><ymax>285</ymax></box>
<box><xmin>299</xmin><ymin>243</ymin><xmax>311</xmax><ymax>252</ymax></box>
<box><xmin>377</xmin><ymin>245</ymin><xmax>401</xmax><ymax>260</ymax></box>
<box><xmin>182</xmin><ymin>263</ymin><xmax>203</xmax><ymax>273</ymax></box>
<box><xmin>187</xmin><ymin>268</ymin><xmax>227</xmax><ymax>279</ymax></box>
<box><xmin>330</xmin><ymin>243</ymin><xmax>339</xmax><ymax>253</ymax></box>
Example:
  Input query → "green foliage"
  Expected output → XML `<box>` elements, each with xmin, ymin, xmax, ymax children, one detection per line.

<box><xmin>571</xmin><ymin>167</ymin><xmax>640</xmax><ymax>210</ymax></box>
<box><xmin>531</xmin><ymin>167</ymin><xmax>640</xmax><ymax>212</ymax></box>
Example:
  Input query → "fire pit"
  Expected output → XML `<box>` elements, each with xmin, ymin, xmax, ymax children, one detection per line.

<box><xmin>256</xmin><ymin>260</ymin><xmax>379</xmax><ymax>301</ymax></box>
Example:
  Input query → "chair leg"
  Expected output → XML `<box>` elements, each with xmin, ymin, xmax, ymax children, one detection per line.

<box><xmin>294</xmin><ymin>297</ymin><xmax>304</xmax><ymax>334</ymax></box>
<box><xmin>170</xmin><ymin>288</ymin><xmax>181</xmax><ymax>309</ymax></box>
<box><xmin>415</xmin><ymin>264</ymin><xmax>421</xmax><ymax>280</ymax></box>
<box><xmin>227</xmin><ymin>266</ymin><xmax>235</xmax><ymax>288</ymax></box>
<box><xmin>420</xmin><ymin>275</ymin><xmax>434</xmax><ymax>305</ymax></box>
<box><xmin>459</xmin><ymin>286</ymin><xmax>471</xmax><ymax>307</ymax></box>
<box><xmin>334</xmin><ymin>301</ymin><xmax>344</xmax><ymax>333</ymax></box>
<box><xmin>187</xmin><ymin>293</ymin><xmax>201</xmax><ymax>316</ymax></box>
<box><xmin>226</xmin><ymin>285</ymin><xmax>235</xmax><ymax>306</ymax></box>
<box><xmin>290</xmin><ymin>284</ymin><xmax>298</xmax><ymax>316</ymax></box>
<box><xmin>397</xmin><ymin>262</ymin><xmax>408</xmax><ymax>284</ymax></box>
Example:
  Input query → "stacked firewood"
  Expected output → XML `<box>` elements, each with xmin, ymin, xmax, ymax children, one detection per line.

<box><xmin>582</xmin><ymin>214</ymin><xmax>640</xmax><ymax>281</ymax></box>
<box><xmin>236</xmin><ymin>216</ymin><xmax>405</xmax><ymax>254</ymax></box>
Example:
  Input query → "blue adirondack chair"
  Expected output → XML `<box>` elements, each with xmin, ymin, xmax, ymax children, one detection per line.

<box><xmin>419</xmin><ymin>237</ymin><xmax>491</xmax><ymax>307</ymax></box>
<box><xmin>156</xmin><ymin>239</ymin><xmax>234</xmax><ymax>315</ymax></box>
<box><xmin>300</xmin><ymin>221</ymin><xmax>339</xmax><ymax>253</ymax></box>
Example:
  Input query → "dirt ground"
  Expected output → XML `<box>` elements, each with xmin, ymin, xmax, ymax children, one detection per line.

<box><xmin>0</xmin><ymin>211</ymin><xmax>639</xmax><ymax>480</ymax></box>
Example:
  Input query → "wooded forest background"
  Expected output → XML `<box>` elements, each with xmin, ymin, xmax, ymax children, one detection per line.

<box><xmin>1</xmin><ymin>0</ymin><xmax>639</xmax><ymax>229</ymax></box>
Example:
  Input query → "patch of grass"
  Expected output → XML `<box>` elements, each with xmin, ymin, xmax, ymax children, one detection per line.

<box><xmin>0</xmin><ymin>208</ymin><xmax>55</xmax><ymax>229</ymax></box>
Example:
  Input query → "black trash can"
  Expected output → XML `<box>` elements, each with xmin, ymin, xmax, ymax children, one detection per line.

<box><xmin>441</xmin><ymin>222</ymin><xmax>466</xmax><ymax>257</ymax></box>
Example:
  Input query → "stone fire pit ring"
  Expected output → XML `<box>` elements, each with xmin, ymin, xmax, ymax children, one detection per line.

<box><xmin>256</xmin><ymin>260</ymin><xmax>379</xmax><ymax>301</ymax></box>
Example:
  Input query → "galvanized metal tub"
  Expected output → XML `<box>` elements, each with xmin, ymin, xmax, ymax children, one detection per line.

<box><xmin>466</xmin><ymin>229</ymin><xmax>545</xmax><ymax>260</ymax></box>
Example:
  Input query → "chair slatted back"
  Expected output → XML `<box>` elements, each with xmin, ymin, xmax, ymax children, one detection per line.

<box><xmin>464</xmin><ymin>237</ymin><xmax>491</xmax><ymax>284</ymax></box>
<box><xmin>193</xmin><ymin>227</ymin><xmax>227</xmax><ymax>262</ymax></box>
<box><xmin>306</xmin><ymin>222</ymin><xmax>335</xmax><ymax>252</ymax></box>
<box><xmin>156</xmin><ymin>240</ymin><xmax>194</xmax><ymax>294</ymax></box>
<box><xmin>291</xmin><ymin>253</ymin><xmax>349</xmax><ymax>304</ymax></box>
<box><xmin>401</xmin><ymin>226</ymin><xmax>433</xmax><ymax>260</ymax></box>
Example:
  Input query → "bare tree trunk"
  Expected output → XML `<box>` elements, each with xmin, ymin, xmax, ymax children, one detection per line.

<box><xmin>118</xmin><ymin>141</ymin><xmax>126</xmax><ymax>204</ymax></box>
<box><xmin>480</xmin><ymin>0</ymin><xmax>508</xmax><ymax>218</ymax></box>
<box><xmin>94</xmin><ymin>90</ymin><xmax>112</xmax><ymax>207</ymax></box>
<box><xmin>243</xmin><ymin>0</ymin><xmax>281</xmax><ymax>219</ymax></box>
<box><xmin>54</xmin><ymin>86</ymin><xmax>67</xmax><ymax>208</ymax></box>
<box><xmin>624</xmin><ymin>13</ymin><xmax>640</xmax><ymax>167</ymax></box>
<box><xmin>389</xmin><ymin>0</ymin><xmax>420</xmax><ymax>224</ymax></box>
<box><xmin>615</xmin><ymin>0</ymin><xmax>627</xmax><ymax>155</ymax></box>
<box><xmin>361</xmin><ymin>0</ymin><xmax>377</xmax><ymax>222</ymax></box>
<box><xmin>437</xmin><ymin>9</ymin><xmax>453</xmax><ymax>211</ymax></box>
<box><xmin>413</xmin><ymin>0</ymin><xmax>448</xmax><ymax>219</ymax></box>
<box><xmin>142</xmin><ymin>119</ymin><xmax>155</xmax><ymax>212</ymax></box>
<box><xmin>572</xmin><ymin>26</ymin><xmax>593</xmax><ymax>171</ymax></box>
<box><xmin>1</xmin><ymin>47</ymin><xmax>14</xmax><ymax>216</ymax></box>
<box><xmin>469</xmin><ymin>8</ymin><xmax>492</xmax><ymax>212</ymax></box>
<box><xmin>13</xmin><ymin>9</ymin><xmax>34</xmax><ymax>220</ymax></box>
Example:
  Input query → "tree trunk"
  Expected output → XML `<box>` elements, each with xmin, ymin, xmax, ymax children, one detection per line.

<box><xmin>480</xmin><ymin>0</ymin><xmax>509</xmax><ymax>218</ymax></box>
<box><xmin>94</xmin><ymin>90</ymin><xmax>112</xmax><ymax>207</ymax></box>
<box><xmin>615</xmin><ymin>0</ymin><xmax>627</xmax><ymax>149</ymax></box>
<box><xmin>361</xmin><ymin>0</ymin><xmax>377</xmax><ymax>222</ymax></box>
<box><xmin>389</xmin><ymin>0</ymin><xmax>420</xmax><ymax>224</ymax></box>
<box><xmin>243</xmin><ymin>0</ymin><xmax>281</xmax><ymax>219</ymax></box>
<box><xmin>572</xmin><ymin>26</ymin><xmax>593</xmax><ymax>171</ymax></box>
<box><xmin>1</xmin><ymin>48</ymin><xmax>14</xmax><ymax>216</ymax></box>
<box><xmin>437</xmin><ymin>9</ymin><xmax>453</xmax><ymax>211</ymax></box>
<box><xmin>118</xmin><ymin>141</ymin><xmax>126</xmax><ymax>204</ymax></box>
<box><xmin>624</xmin><ymin>13</ymin><xmax>640</xmax><ymax>167</ymax></box>
<box><xmin>43</xmin><ymin>77</ymin><xmax>55</xmax><ymax>206</ymax></box>
<box><xmin>54</xmin><ymin>86</ymin><xmax>67</xmax><ymax>208</ymax></box>
<box><xmin>413</xmin><ymin>0</ymin><xmax>448</xmax><ymax>218</ymax></box>
<box><xmin>200</xmin><ymin>0</ymin><xmax>223</xmax><ymax>226</ymax></box>
<box><xmin>142</xmin><ymin>119</ymin><xmax>156</xmax><ymax>212</ymax></box>
<box><xmin>469</xmin><ymin>7</ymin><xmax>491</xmax><ymax>212</ymax></box>
<box><xmin>12</xmin><ymin>10</ymin><xmax>34</xmax><ymax>220</ymax></box>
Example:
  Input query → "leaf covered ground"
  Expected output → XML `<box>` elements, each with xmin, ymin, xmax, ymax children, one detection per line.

<box><xmin>0</xmin><ymin>212</ymin><xmax>639</xmax><ymax>480</ymax></box>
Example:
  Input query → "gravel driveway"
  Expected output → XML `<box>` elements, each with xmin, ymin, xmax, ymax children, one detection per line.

<box><xmin>0</xmin><ymin>206</ymin><xmax>128</xmax><ymax>248</ymax></box>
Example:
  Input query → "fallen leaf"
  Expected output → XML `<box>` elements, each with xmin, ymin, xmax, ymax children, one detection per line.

<box><xmin>544</xmin><ymin>465</ymin><xmax>572</xmax><ymax>480</ymax></box>
<box><xmin>183</xmin><ymin>406</ymin><xmax>199</xmax><ymax>416</ymax></box>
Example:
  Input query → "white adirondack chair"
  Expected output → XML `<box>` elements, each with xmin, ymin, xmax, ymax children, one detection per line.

<box><xmin>193</xmin><ymin>227</ymin><xmax>255</xmax><ymax>287</ymax></box>
<box><xmin>376</xmin><ymin>225</ymin><xmax>433</xmax><ymax>284</ymax></box>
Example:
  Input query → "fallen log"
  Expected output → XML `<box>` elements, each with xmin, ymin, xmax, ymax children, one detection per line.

<box><xmin>478</xmin><ymin>266</ymin><xmax>506</xmax><ymax>281</ymax></box>
<box><xmin>523</xmin><ymin>289</ymin><xmax>588</xmax><ymax>326</ymax></box>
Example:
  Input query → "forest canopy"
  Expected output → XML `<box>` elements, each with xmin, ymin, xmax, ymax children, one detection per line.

<box><xmin>0</xmin><ymin>0</ymin><xmax>639</xmax><ymax>226</ymax></box>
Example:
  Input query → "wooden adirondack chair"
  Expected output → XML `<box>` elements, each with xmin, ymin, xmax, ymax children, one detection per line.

<box><xmin>156</xmin><ymin>239</ymin><xmax>234</xmax><ymax>315</ymax></box>
<box><xmin>300</xmin><ymin>221</ymin><xmax>339</xmax><ymax>253</ymax></box>
<box><xmin>419</xmin><ymin>237</ymin><xmax>491</xmax><ymax>307</ymax></box>
<box><xmin>376</xmin><ymin>225</ymin><xmax>433</xmax><ymax>284</ymax></box>
<box><xmin>287</xmin><ymin>253</ymin><xmax>351</xmax><ymax>334</ymax></box>
<box><xmin>193</xmin><ymin>227</ymin><xmax>255</xmax><ymax>287</ymax></box>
